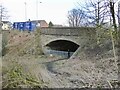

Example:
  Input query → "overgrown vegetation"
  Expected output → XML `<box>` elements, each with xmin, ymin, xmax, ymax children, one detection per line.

<box><xmin>2</xmin><ymin>61</ymin><xmax>43</xmax><ymax>88</ymax></box>
<box><xmin>2</xmin><ymin>30</ymin><xmax>46</xmax><ymax>88</ymax></box>
<box><xmin>34</xmin><ymin>28</ymin><xmax>44</xmax><ymax>56</ymax></box>
<box><xmin>2</xmin><ymin>31</ymin><xmax>8</xmax><ymax>56</ymax></box>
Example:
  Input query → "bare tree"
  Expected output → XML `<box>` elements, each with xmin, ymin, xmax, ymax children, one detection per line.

<box><xmin>68</xmin><ymin>9</ymin><xmax>87</xmax><ymax>27</ymax></box>
<box><xmin>80</xmin><ymin>0</ymin><xmax>120</xmax><ymax>86</ymax></box>
<box><xmin>0</xmin><ymin>4</ymin><xmax>9</xmax><ymax>30</ymax></box>
<box><xmin>78</xmin><ymin>0</ymin><xmax>110</xmax><ymax>27</ymax></box>
<box><xmin>0</xmin><ymin>4</ymin><xmax>9</xmax><ymax>21</ymax></box>
<box><xmin>109</xmin><ymin>0</ymin><xmax>118</xmax><ymax>37</ymax></box>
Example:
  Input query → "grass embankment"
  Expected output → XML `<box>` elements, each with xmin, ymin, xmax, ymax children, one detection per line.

<box><xmin>2</xmin><ymin>30</ymin><xmax>45</xmax><ymax>88</ymax></box>
<box><xmin>2</xmin><ymin>61</ymin><xmax>43</xmax><ymax>88</ymax></box>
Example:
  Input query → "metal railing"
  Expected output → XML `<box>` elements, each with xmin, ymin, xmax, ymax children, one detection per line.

<box><xmin>45</xmin><ymin>49</ymin><xmax>74</xmax><ymax>58</ymax></box>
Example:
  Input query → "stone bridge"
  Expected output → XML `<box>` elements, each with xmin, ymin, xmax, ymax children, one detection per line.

<box><xmin>39</xmin><ymin>27</ymin><xmax>96</xmax><ymax>58</ymax></box>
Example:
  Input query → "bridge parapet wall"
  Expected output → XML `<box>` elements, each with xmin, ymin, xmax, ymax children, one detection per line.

<box><xmin>39</xmin><ymin>27</ymin><xmax>97</xmax><ymax>52</ymax></box>
<box><xmin>40</xmin><ymin>27</ymin><xmax>96</xmax><ymax>36</ymax></box>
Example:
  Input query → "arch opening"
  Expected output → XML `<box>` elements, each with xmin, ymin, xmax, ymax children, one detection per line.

<box><xmin>45</xmin><ymin>40</ymin><xmax>79</xmax><ymax>58</ymax></box>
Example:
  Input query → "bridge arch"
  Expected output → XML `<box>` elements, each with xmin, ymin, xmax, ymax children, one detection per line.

<box><xmin>44</xmin><ymin>39</ymin><xmax>80</xmax><ymax>53</ymax></box>
<box><xmin>43</xmin><ymin>38</ymin><xmax>80</xmax><ymax>47</ymax></box>
<box><xmin>40</xmin><ymin>27</ymin><xmax>96</xmax><ymax>58</ymax></box>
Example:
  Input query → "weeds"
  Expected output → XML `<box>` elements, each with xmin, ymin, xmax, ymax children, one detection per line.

<box><xmin>2</xmin><ymin>62</ymin><xmax>43</xmax><ymax>88</ymax></box>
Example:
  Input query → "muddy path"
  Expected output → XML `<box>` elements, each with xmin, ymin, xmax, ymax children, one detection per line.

<box><xmin>42</xmin><ymin>58</ymin><xmax>67</xmax><ymax>74</ymax></box>
<box><xmin>40</xmin><ymin>58</ymin><xmax>83</xmax><ymax>88</ymax></box>
<box><xmin>16</xmin><ymin>56</ymin><xmax>70</xmax><ymax>88</ymax></box>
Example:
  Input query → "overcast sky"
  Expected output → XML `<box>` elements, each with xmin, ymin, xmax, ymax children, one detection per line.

<box><xmin>0</xmin><ymin>0</ymin><xmax>85</xmax><ymax>26</ymax></box>
<box><xmin>1</xmin><ymin>0</ymin><xmax>120</xmax><ymax>25</ymax></box>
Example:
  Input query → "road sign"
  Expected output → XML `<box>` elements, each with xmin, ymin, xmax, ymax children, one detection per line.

<box><xmin>18</xmin><ymin>22</ymin><xmax>25</xmax><ymax>30</ymax></box>
<box><xmin>13</xmin><ymin>22</ymin><xmax>19</xmax><ymax>29</ymax></box>
<box><xmin>25</xmin><ymin>22</ymin><xmax>30</xmax><ymax>30</ymax></box>
<box><xmin>13</xmin><ymin>21</ymin><xmax>36</xmax><ymax>31</ymax></box>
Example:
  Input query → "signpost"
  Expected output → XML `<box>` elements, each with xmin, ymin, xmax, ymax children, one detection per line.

<box><xmin>18</xmin><ymin>22</ymin><xmax>25</xmax><ymax>31</ymax></box>
<box><xmin>13</xmin><ymin>21</ymin><xmax>36</xmax><ymax>31</ymax></box>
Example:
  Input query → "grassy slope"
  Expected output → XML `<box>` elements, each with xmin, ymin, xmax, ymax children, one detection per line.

<box><xmin>2</xmin><ymin>30</ymin><xmax>119</xmax><ymax>88</ymax></box>
<box><xmin>2</xmin><ymin>30</ymin><xmax>45</xmax><ymax>88</ymax></box>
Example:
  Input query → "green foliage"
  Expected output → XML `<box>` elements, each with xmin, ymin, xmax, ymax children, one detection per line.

<box><xmin>48</xmin><ymin>21</ymin><xmax>54</xmax><ymax>27</ymax></box>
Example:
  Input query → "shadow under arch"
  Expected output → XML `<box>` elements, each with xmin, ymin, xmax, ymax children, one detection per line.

<box><xmin>46</xmin><ymin>40</ymin><xmax>79</xmax><ymax>52</ymax></box>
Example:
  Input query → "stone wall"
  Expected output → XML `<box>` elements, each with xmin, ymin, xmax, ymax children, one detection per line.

<box><xmin>39</xmin><ymin>27</ymin><xmax>97</xmax><ymax>54</ymax></box>
<box><xmin>40</xmin><ymin>27</ymin><xmax>96</xmax><ymax>36</ymax></box>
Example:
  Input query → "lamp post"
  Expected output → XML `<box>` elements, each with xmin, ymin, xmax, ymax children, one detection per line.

<box><xmin>24</xmin><ymin>2</ymin><xmax>27</xmax><ymax>21</ymax></box>
<box><xmin>36</xmin><ymin>0</ymin><xmax>42</xmax><ymax>20</ymax></box>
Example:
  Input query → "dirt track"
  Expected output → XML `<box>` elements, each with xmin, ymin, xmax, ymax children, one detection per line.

<box><xmin>2</xmin><ymin>30</ymin><xmax>119</xmax><ymax>88</ymax></box>
<box><xmin>3</xmin><ymin>53</ymin><xmax>118</xmax><ymax>88</ymax></box>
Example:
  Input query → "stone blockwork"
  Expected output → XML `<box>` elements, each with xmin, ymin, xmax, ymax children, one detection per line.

<box><xmin>39</xmin><ymin>27</ymin><xmax>97</xmax><ymax>56</ymax></box>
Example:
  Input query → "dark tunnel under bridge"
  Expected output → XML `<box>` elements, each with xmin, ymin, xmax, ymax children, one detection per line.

<box><xmin>45</xmin><ymin>40</ymin><xmax>80</xmax><ymax>58</ymax></box>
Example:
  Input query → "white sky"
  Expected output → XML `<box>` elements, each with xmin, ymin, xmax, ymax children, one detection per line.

<box><xmin>0</xmin><ymin>0</ymin><xmax>120</xmax><ymax>25</ymax></box>
<box><xmin>0</xmin><ymin>0</ymin><xmax>84</xmax><ymax>26</ymax></box>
